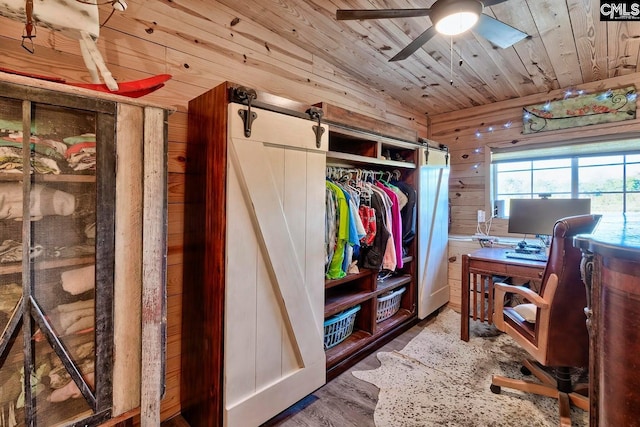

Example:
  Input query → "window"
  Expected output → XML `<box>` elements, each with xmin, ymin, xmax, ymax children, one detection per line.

<box><xmin>492</xmin><ymin>140</ymin><xmax>640</xmax><ymax>215</ymax></box>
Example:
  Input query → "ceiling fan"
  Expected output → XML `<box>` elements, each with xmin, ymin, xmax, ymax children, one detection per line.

<box><xmin>336</xmin><ymin>0</ymin><xmax>528</xmax><ymax>62</ymax></box>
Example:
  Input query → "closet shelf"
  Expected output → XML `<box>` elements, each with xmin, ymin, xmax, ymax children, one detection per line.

<box><xmin>325</xmin><ymin>290</ymin><xmax>372</xmax><ymax>317</ymax></box>
<box><xmin>325</xmin><ymin>269</ymin><xmax>375</xmax><ymax>289</ymax></box>
<box><xmin>324</xmin><ymin>275</ymin><xmax>411</xmax><ymax>318</ymax></box>
<box><xmin>325</xmin><ymin>330</ymin><xmax>371</xmax><ymax>367</ymax></box>
<box><xmin>328</xmin><ymin>124</ymin><xmax>418</xmax><ymax>150</ymax></box>
<box><xmin>325</xmin><ymin>309</ymin><xmax>413</xmax><ymax>371</ymax></box>
<box><xmin>324</xmin><ymin>262</ymin><xmax>413</xmax><ymax>290</ymax></box>
<box><xmin>374</xmin><ymin>309</ymin><xmax>413</xmax><ymax>333</ymax></box>
<box><xmin>0</xmin><ymin>172</ymin><xmax>96</xmax><ymax>182</ymax></box>
<box><xmin>327</xmin><ymin>151</ymin><xmax>416</xmax><ymax>169</ymax></box>
<box><xmin>375</xmin><ymin>274</ymin><xmax>412</xmax><ymax>295</ymax></box>
<box><xmin>0</xmin><ymin>256</ymin><xmax>95</xmax><ymax>275</ymax></box>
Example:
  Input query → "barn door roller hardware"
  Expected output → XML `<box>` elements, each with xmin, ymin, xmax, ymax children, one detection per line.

<box><xmin>419</xmin><ymin>138</ymin><xmax>449</xmax><ymax>166</ymax></box>
<box><xmin>234</xmin><ymin>86</ymin><xmax>258</xmax><ymax>137</ymax></box>
<box><xmin>307</xmin><ymin>107</ymin><xmax>324</xmax><ymax>148</ymax></box>
<box><xmin>231</xmin><ymin>84</ymin><xmax>326</xmax><ymax>142</ymax></box>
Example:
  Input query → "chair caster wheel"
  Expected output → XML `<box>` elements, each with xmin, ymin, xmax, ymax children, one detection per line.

<box><xmin>490</xmin><ymin>384</ymin><xmax>501</xmax><ymax>394</ymax></box>
<box><xmin>521</xmin><ymin>366</ymin><xmax>532</xmax><ymax>376</ymax></box>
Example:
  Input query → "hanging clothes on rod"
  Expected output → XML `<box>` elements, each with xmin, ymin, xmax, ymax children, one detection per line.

<box><xmin>325</xmin><ymin>166</ymin><xmax>416</xmax><ymax>280</ymax></box>
<box><xmin>391</xmin><ymin>170</ymin><xmax>417</xmax><ymax>254</ymax></box>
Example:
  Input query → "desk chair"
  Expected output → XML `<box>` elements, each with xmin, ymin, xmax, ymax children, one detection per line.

<box><xmin>490</xmin><ymin>214</ymin><xmax>601</xmax><ymax>426</ymax></box>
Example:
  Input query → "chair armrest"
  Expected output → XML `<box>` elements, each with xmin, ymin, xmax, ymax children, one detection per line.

<box><xmin>493</xmin><ymin>275</ymin><xmax>556</xmax><ymax>331</ymax></box>
<box><xmin>494</xmin><ymin>283</ymin><xmax>549</xmax><ymax>308</ymax></box>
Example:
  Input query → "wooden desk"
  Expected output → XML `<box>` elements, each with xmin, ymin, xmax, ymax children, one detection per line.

<box><xmin>574</xmin><ymin>215</ymin><xmax>640</xmax><ymax>427</ymax></box>
<box><xmin>460</xmin><ymin>247</ymin><xmax>546</xmax><ymax>341</ymax></box>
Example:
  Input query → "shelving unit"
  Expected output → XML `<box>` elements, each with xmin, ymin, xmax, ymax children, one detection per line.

<box><xmin>326</xmin><ymin>125</ymin><xmax>419</xmax><ymax>169</ymax></box>
<box><xmin>324</xmin><ymin>122</ymin><xmax>421</xmax><ymax>378</ymax></box>
<box><xmin>0</xmin><ymin>72</ymin><xmax>169</xmax><ymax>426</ymax></box>
<box><xmin>0</xmin><ymin>87</ymin><xmax>112</xmax><ymax>426</ymax></box>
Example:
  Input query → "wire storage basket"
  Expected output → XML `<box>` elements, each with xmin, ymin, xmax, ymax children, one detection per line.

<box><xmin>376</xmin><ymin>287</ymin><xmax>406</xmax><ymax>323</ymax></box>
<box><xmin>324</xmin><ymin>305</ymin><xmax>360</xmax><ymax>349</ymax></box>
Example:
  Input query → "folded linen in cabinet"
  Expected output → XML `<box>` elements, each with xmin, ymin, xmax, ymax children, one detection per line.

<box><xmin>30</xmin><ymin>184</ymin><xmax>75</xmax><ymax>219</ymax></box>
<box><xmin>47</xmin><ymin>371</ymin><xmax>94</xmax><ymax>403</ymax></box>
<box><xmin>63</xmin><ymin>315</ymin><xmax>94</xmax><ymax>334</ymax></box>
<box><xmin>47</xmin><ymin>299</ymin><xmax>94</xmax><ymax>334</ymax></box>
<box><xmin>58</xmin><ymin>307</ymin><xmax>94</xmax><ymax>331</ymax></box>
<box><xmin>0</xmin><ymin>239</ymin><xmax>44</xmax><ymax>263</ymax></box>
<box><xmin>0</xmin><ymin>283</ymin><xmax>22</xmax><ymax>314</ymax></box>
<box><xmin>56</xmin><ymin>298</ymin><xmax>94</xmax><ymax>313</ymax></box>
<box><xmin>0</xmin><ymin>183</ymin><xmax>75</xmax><ymax>220</ymax></box>
<box><xmin>61</xmin><ymin>265</ymin><xmax>95</xmax><ymax>295</ymax></box>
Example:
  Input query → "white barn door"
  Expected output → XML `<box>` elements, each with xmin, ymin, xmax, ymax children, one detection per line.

<box><xmin>418</xmin><ymin>148</ymin><xmax>450</xmax><ymax>319</ymax></box>
<box><xmin>224</xmin><ymin>105</ymin><xmax>327</xmax><ymax>426</ymax></box>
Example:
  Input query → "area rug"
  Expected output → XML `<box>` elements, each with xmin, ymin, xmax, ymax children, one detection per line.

<box><xmin>352</xmin><ymin>309</ymin><xmax>588</xmax><ymax>427</ymax></box>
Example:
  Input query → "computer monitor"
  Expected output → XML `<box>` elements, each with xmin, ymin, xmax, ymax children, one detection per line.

<box><xmin>507</xmin><ymin>198</ymin><xmax>591</xmax><ymax>237</ymax></box>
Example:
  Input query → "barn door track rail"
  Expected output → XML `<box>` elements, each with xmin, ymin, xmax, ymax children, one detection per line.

<box><xmin>230</xmin><ymin>85</ymin><xmax>324</xmax><ymax>142</ymax></box>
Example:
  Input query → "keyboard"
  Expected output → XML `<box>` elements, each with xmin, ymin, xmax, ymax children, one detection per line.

<box><xmin>505</xmin><ymin>251</ymin><xmax>548</xmax><ymax>262</ymax></box>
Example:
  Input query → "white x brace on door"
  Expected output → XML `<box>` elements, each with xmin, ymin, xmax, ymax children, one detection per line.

<box><xmin>224</xmin><ymin>104</ymin><xmax>327</xmax><ymax>426</ymax></box>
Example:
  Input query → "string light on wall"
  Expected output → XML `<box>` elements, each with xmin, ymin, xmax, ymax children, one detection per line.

<box><xmin>474</xmin><ymin>120</ymin><xmax>513</xmax><ymax>139</ymax></box>
<box><xmin>597</xmin><ymin>89</ymin><xmax>613</xmax><ymax>101</ymax></box>
<box><xmin>460</xmin><ymin>146</ymin><xmax>482</xmax><ymax>171</ymax></box>
<box><xmin>562</xmin><ymin>87</ymin><xmax>632</xmax><ymax>101</ymax></box>
<box><xmin>564</xmin><ymin>89</ymin><xmax>585</xmax><ymax>99</ymax></box>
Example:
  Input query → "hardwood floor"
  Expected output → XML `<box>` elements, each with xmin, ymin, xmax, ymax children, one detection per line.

<box><xmin>262</xmin><ymin>316</ymin><xmax>436</xmax><ymax>427</ymax></box>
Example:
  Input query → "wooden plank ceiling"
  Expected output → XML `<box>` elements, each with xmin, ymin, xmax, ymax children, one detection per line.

<box><xmin>0</xmin><ymin>0</ymin><xmax>638</xmax><ymax>118</ymax></box>
<box><xmin>216</xmin><ymin>0</ymin><xmax>640</xmax><ymax>115</ymax></box>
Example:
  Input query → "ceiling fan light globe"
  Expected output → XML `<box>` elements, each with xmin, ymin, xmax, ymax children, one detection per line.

<box><xmin>435</xmin><ymin>11</ymin><xmax>479</xmax><ymax>35</ymax></box>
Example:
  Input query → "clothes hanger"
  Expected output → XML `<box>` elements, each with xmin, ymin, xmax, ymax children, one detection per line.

<box><xmin>379</xmin><ymin>170</ymin><xmax>392</xmax><ymax>185</ymax></box>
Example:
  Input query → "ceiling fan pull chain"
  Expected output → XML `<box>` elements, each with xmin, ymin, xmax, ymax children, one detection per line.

<box><xmin>450</xmin><ymin>36</ymin><xmax>453</xmax><ymax>86</ymax></box>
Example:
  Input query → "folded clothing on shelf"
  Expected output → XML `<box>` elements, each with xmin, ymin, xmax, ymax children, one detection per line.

<box><xmin>0</xmin><ymin>183</ymin><xmax>75</xmax><ymax>220</ymax></box>
<box><xmin>60</xmin><ymin>265</ymin><xmax>95</xmax><ymax>296</ymax></box>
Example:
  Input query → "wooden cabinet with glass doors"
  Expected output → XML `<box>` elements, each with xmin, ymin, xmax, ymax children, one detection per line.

<box><xmin>0</xmin><ymin>73</ymin><xmax>168</xmax><ymax>426</ymax></box>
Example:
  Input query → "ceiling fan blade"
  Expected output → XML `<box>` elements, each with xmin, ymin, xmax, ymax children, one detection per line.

<box><xmin>336</xmin><ymin>8</ymin><xmax>431</xmax><ymax>20</ymax></box>
<box><xmin>481</xmin><ymin>0</ymin><xmax>509</xmax><ymax>7</ymax></box>
<box><xmin>473</xmin><ymin>14</ymin><xmax>528</xmax><ymax>49</ymax></box>
<box><xmin>389</xmin><ymin>26</ymin><xmax>438</xmax><ymax>62</ymax></box>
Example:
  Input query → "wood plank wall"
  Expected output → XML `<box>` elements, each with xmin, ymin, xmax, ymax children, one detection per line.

<box><xmin>0</xmin><ymin>4</ymin><xmax>426</xmax><ymax>424</ymax></box>
<box><xmin>429</xmin><ymin>73</ymin><xmax>640</xmax><ymax>237</ymax></box>
<box><xmin>431</xmin><ymin>73</ymin><xmax>640</xmax><ymax>313</ymax></box>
